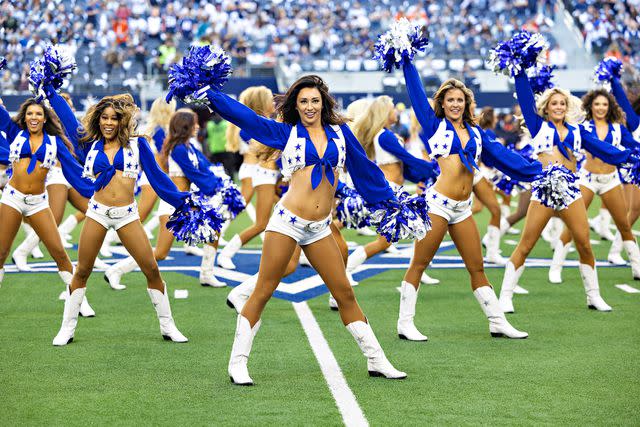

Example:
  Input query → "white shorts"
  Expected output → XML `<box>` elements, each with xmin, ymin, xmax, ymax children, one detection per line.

<box><xmin>252</xmin><ymin>166</ymin><xmax>280</xmax><ymax>187</ymax></box>
<box><xmin>138</xmin><ymin>171</ymin><xmax>150</xmax><ymax>187</ymax></box>
<box><xmin>472</xmin><ymin>170</ymin><xmax>483</xmax><ymax>186</ymax></box>
<box><xmin>157</xmin><ymin>199</ymin><xmax>175</xmax><ymax>216</ymax></box>
<box><xmin>0</xmin><ymin>184</ymin><xmax>49</xmax><ymax>217</ymax></box>
<box><xmin>426</xmin><ymin>187</ymin><xmax>473</xmax><ymax>225</ymax></box>
<box><xmin>45</xmin><ymin>166</ymin><xmax>71</xmax><ymax>189</ymax></box>
<box><xmin>86</xmin><ymin>198</ymin><xmax>140</xmax><ymax>231</ymax></box>
<box><xmin>238</xmin><ymin>163</ymin><xmax>256</xmax><ymax>181</ymax></box>
<box><xmin>266</xmin><ymin>202</ymin><xmax>332</xmax><ymax>246</ymax></box>
<box><xmin>579</xmin><ymin>169</ymin><xmax>620</xmax><ymax>195</ymax></box>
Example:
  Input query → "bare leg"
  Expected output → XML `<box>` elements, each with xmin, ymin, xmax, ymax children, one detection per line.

<box><xmin>71</xmin><ymin>218</ymin><xmax>108</xmax><ymax>291</ymax></box>
<box><xmin>239</xmin><ymin>184</ymin><xmax>275</xmax><ymax>244</ymax></box>
<box><xmin>558</xmin><ymin>200</ymin><xmax>595</xmax><ymax>267</ymax></box>
<box><xmin>330</xmin><ymin>223</ymin><xmax>348</xmax><ymax>266</ymax></box>
<box><xmin>137</xmin><ymin>185</ymin><xmax>158</xmax><ymax>223</ymax></box>
<box><xmin>68</xmin><ymin>189</ymin><xmax>89</xmax><ymax>214</ymax></box>
<box><xmin>240</xmin><ymin>178</ymin><xmax>254</xmax><ymax>204</ymax></box>
<box><xmin>507</xmin><ymin>191</ymin><xmax>531</xmax><ymax>227</ymax></box>
<box><xmin>28</xmin><ymin>208</ymin><xmax>73</xmax><ymax>272</ymax></box>
<box><xmin>559</xmin><ymin>186</ymin><xmax>595</xmax><ymax>245</ymax></box>
<box><xmin>363</xmin><ymin>236</ymin><xmax>392</xmax><ymax>258</ymax></box>
<box><xmin>402</xmin><ymin>214</ymin><xmax>449</xmax><ymax>287</ymax></box>
<box><xmin>241</xmin><ymin>231</ymin><xmax>298</xmax><ymax>326</ymax></box>
<box><xmin>303</xmin><ymin>235</ymin><xmax>365</xmax><ymax>325</ymax></box>
<box><xmin>154</xmin><ymin>215</ymin><xmax>175</xmax><ymax>261</ymax></box>
<box><xmin>46</xmin><ymin>184</ymin><xmax>68</xmax><ymax>224</ymax></box>
<box><xmin>448</xmin><ymin>216</ymin><xmax>489</xmax><ymax>289</ymax></box>
<box><xmin>509</xmin><ymin>201</ymin><xmax>554</xmax><ymax>268</ymax></box>
<box><xmin>117</xmin><ymin>220</ymin><xmax>165</xmax><ymax>291</ymax></box>
<box><xmin>473</xmin><ymin>179</ymin><xmax>501</xmax><ymax>227</ymax></box>
<box><xmin>601</xmin><ymin>186</ymin><xmax>634</xmax><ymax>241</ymax></box>
<box><xmin>0</xmin><ymin>205</ymin><xmax>23</xmax><ymax>268</ymax></box>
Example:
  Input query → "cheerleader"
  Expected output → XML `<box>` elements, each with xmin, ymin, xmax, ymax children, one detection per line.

<box><xmin>51</xmin><ymin>94</ymin><xmax>190</xmax><ymax>345</ymax></box>
<box><xmin>217</xmin><ymin>86</ymin><xmax>280</xmax><ymax>270</ymax></box>
<box><xmin>104</xmin><ymin>109</ymin><xmax>228</xmax><ymax>289</ymax></box>
<box><xmin>0</xmin><ymin>98</ymin><xmax>95</xmax><ymax>318</ymax></box>
<box><xmin>549</xmin><ymin>89</ymin><xmax>640</xmax><ymax>282</ymax></box>
<box><xmin>10</xmin><ymin>92</ymin><xmax>107</xmax><ymax>272</ymax></box>
<box><xmin>200</xmin><ymin>75</ymin><xmax>410</xmax><ymax>384</ymax></box>
<box><xmin>345</xmin><ymin>96</ymin><xmax>436</xmax><ymax>285</ymax></box>
<box><xmin>399</xmin><ymin>60</ymin><xmax>540</xmax><ymax>340</ymax></box>
<box><xmin>608</xmin><ymin>75</ymin><xmax>640</xmax><ymax>265</ymax></box>
<box><xmin>499</xmin><ymin>71</ymin><xmax>635</xmax><ymax>313</ymax></box>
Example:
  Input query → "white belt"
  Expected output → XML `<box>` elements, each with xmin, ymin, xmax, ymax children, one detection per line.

<box><xmin>90</xmin><ymin>200</ymin><xmax>136</xmax><ymax>219</ymax></box>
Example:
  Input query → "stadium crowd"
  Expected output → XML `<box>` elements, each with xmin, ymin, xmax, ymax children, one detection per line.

<box><xmin>1</xmin><ymin>0</ymin><xmax>556</xmax><ymax>92</ymax></box>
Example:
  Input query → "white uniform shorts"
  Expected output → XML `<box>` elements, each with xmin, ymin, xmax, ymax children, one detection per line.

<box><xmin>86</xmin><ymin>198</ymin><xmax>140</xmax><ymax>231</ymax></box>
<box><xmin>266</xmin><ymin>202</ymin><xmax>332</xmax><ymax>246</ymax></box>
<box><xmin>157</xmin><ymin>199</ymin><xmax>175</xmax><ymax>217</ymax></box>
<box><xmin>238</xmin><ymin>163</ymin><xmax>256</xmax><ymax>181</ymax></box>
<box><xmin>252</xmin><ymin>166</ymin><xmax>280</xmax><ymax>187</ymax></box>
<box><xmin>579</xmin><ymin>169</ymin><xmax>621</xmax><ymax>195</ymax></box>
<box><xmin>45</xmin><ymin>166</ymin><xmax>71</xmax><ymax>189</ymax></box>
<box><xmin>426</xmin><ymin>187</ymin><xmax>473</xmax><ymax>225</ymax></box>
<box><xmin>0</xmin><ymin>184</ymin><xmax>49</xmax><ymax>217</ymax></box>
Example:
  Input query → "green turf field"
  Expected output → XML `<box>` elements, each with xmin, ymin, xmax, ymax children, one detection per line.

<box><xmin>1</xmin><ymin>199</ymin><xmax>638</xmax><ymax>426</ymax></box>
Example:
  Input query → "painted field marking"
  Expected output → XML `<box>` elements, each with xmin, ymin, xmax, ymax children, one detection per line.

<box><xmin>615</xmin><ymin>284</ymin><xmax>640</xmax><ymax>294</ymax></box>
<box><xmin>293</xmin><ymin>302</ymin><xmax>368</xmax><ymax>427</ymax></box>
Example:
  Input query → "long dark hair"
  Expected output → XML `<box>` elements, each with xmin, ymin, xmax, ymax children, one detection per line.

<box><xmin>80</xmin><ymin>94</ymin><xmax>138</xmax><ymax>147</ymax></box>
<box><xmin>13</xmin><ymin>98</ymin><xmax>74</xmax><ymax>152</ymax></box>
<box><xmin>582</xmin><ymin>89</ymin><xmax>625</xmax><ymax>123</ymax></box>
<box><xmin>275</xmin><ymin>75</ymin><xmax>345</xmax><ymax>126</ymax></box>
<box><xmin>478</xmin><ymin>106</ymin><xmax>496</xmax><ymax>130</ymax></box>
<box><xmin>160</xmin><ymin>109</ymin><xmax>197</xmax><ymax>165</ymax></box>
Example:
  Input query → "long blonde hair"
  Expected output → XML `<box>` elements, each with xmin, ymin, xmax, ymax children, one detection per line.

<box><xmin>345</xmin><ymin>98</ymin><xmax>372</xmax><ymax>127</ymax></box>
<box><xmin>145</xmin><ymin>97</ymin><xmax>176</xmax><ymax>136</ymax></box>
<box><xmin>535</xmin><ymin>87</ymin><xmax>584</xmax><ymax>125</ymax></box>
<box><xmin>352</xmin><ymin>95</ymin><xmax>394</xmax><ymax>159</ymax></box>
<box><xmin>225</xmin><ymin>86</ymin><xmax>273</xmax><ymax>152</ymax></box>
<box><xmin>432</xmin><ymin>78</ymin><xmax>477</xmax><ymax>126</ymax></box>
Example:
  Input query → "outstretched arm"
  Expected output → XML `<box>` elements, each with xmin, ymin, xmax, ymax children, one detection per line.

<box><xmin>611</xmin><ymin>78</ymin><xmax>640</xmax><ymax>132</ymax></box>
<box><xmin>621</xmin><ymin>125</ymin><xmax>639</xmax><ymax>150</ymax></box>
<box><xmin>514</xmin><ymin>72</ymin><xmax>543</xmax><ymax>137</ymax></box>
<box><xmin>342</xmin><ymin>124</ymin><xmax>395</xmax><ymax>204</ymax></box>
<box><xmin>170</xmin><ymin>145</ymin><xmax>224</xmax><ymax>196</ymax></box>
<box><xmin>377</xmin><ymin>129</ymin><xmax>435</xmax><ymax>183</ymax></box>
<box><xmin>204</xmin><ymin>89</ymin><xmax>289</xmax><ymax>150</ymax></box>
<box><xmin>480</xmin><ymin>129</ymin><xmax>542</xmax><ymax>181</ymax></box>
<box><xmin>0</xmin><ymin>104</ymin><xmax>20</xmax><ymax>142</ymax></box>
<box><xmin>139</xmin><ymin>138</ymin><xmax>189</xmax><ymax>207</ymax></box>
<box><xmin>56</xmin><ymin>138</ymin><xmax>95</xmax><ymax>198</ymax></box>
<box><xmin>402</xmin><ymin>61</ymin><xmax>438</xmax><ymax>136</ymax></box>
<box><xmin>581</xmin><ymin>129</ymin><xmax>632</xmax><ymax>165</ymax></box>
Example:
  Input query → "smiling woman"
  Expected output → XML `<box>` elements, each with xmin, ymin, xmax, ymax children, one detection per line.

<box><xmin>0</xmin><ymin>98</ymin><xmax>94</xmax><ymax>313</ymax></box>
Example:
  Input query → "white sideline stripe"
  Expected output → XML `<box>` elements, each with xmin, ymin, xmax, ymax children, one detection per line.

<box><xmin>615</xmin><ymin>284</ymin><xmax>640</xmax><ymax>294</ymax></box>
<box><xmin>292</xmin><ymin>302</ymin><xmax>368</xmax><ymax>427</ymax></box>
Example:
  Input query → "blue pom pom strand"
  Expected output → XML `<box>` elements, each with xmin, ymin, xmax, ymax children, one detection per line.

<box><xmin>28</xmin><ymin>45</ymin><xmax>77</xmax><ymax>102</ymax></box>
<box><xmin>528</xmin><ymin>65</ymin><xmax>556</xmax><ymax>95</ymax></box>
<box><xmin>366</xmin><ymin>187</ymin><xmax>431</xmax><ymax>243</ymax></box>
<box><xmin>618</xmin><ymin>150</ymin><xmax>640</xmax><ymax>186</ymax></box>
<box><xmin>593</xmin><ymin>57</ymin><xmax>623</xmax><ymax>87</ymax></box>
<box><xmin>335</xmin><ymin>184</ymin><xmax>371</xmax><ymax>229</ymax></box>
<box><xmin>488</xmin><ymin>31</ymin><xmax>548</xmax><ymax>76</ymax></box>
<box><xmin>490</xmin><ymin>171</ymin><xmax>525</xmax><ymax>196</ymax></box>
<box><xmin>166</xmin><ymin>192</ymin><xmax>225</xmax><ymax>246</ymax></box>
<box><xmin>0</xmin><ymin>56</ymin><xmax>6</xmax><ymax>71</ymax></box>
<box><xmin>166</xmin><ymin>45</ymin><xmax>232</xmax><ymax>104</ymax></box>
<box><xmin>373</xmin><ymin>18</ymin><xmax>429</xmax><ymax>73</ymax></box>
<box><xmin>531</xmin><ymin>164</ymin><xmax>581</xmax><ymax>210</ymax></box>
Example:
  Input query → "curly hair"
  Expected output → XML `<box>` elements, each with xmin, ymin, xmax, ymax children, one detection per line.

<box><xmin>432</xmin><ymin>78</ymin><xmax>477</xmax><ymax>126</ymax></box>
<box><xmin>582</xmin><ymin>89</ymin><xmax>625</xmax><ymax>123</ymax></box>
<box><xmin>13</xmin><ymin>98</ymin><xmax>74</xmax><ymax>153</ymax></box>
<box><xmin>80</xmin><ymin>94</ymin><xmax>139</xmax><ymax>147</ymax></box>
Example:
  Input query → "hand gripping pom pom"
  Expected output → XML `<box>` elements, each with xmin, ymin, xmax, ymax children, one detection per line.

<box><xmin>0</xmin><ymin>56</ymin><xmax>6</xmax><ymax>71</ymax></box>
<box><xmin>531</xmin><ymin>164</ymin><xmax>581</xmax><ymax>210</ymax></box>
<box><xmin>373</xmin><ymin>18</ymin><xmax>429</xmax><ymax>72</ymax></box>
<box><xmin>367</xmin><ymin>187</ymin><xmax>431</xmax><ymax>243</ymax></box>
<box><xmin>218</xmin><ymin>179</ymin><xmax>246</xmax><ymax>220</ymax></box>
<box><xmin>593</xmin><ymin>57</ymin><xmax>623</xmax><ymax>87</ymax></box>
<box><xmin>528</xmin><ymin>65</ymin><xmax>556</xmax><ymax>95</ymax></box>
<box><xmin>166</xmin><ymin>45</ymin><xmax>232</xmax><ymax>104</ymax></box>
<box><xmin>488</xmin><ymin>31</ymin><xmax>548</xmax><ymax>76</ymax></box>
<box><xmin>166</xmin><ymin>192</ymin><xmax>226</xmax><ymax>246</ymax></box>
<box><xmin>618</xmin><ymin>150</ymin><xmax>640</xmax><ymax>187</ymax></box>
<box><xmin>335</xmin><ymin>185</ymin><xmax>371</xmax><ymax>229</ymax></box>
<box><xmin>29</xmin><ymin>45</ymin><xmax>77</xmax><ymax>102</ymax></box>
<box><xmin>491</xmin><ymin>171</ymin><xmax>525</xmax><ymax>196</ymax></box>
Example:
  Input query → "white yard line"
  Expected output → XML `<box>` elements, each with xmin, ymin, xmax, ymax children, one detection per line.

<box><xmin>292</xmin><ymin>302</ymin><xmax>368</xmax><ymax>427</ymax></box>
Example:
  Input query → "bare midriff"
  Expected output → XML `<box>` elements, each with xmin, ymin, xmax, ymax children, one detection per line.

<box><xmin>379</xmin><ymin>162</ymin><xmax>403</xmax><ymax>186</ymax></box>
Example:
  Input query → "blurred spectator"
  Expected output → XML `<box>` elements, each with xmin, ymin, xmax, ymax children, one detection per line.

<box><xmin>548</xmin><ymin>44</ymin><xmax>568</xmax><ymax>69</ymax></box>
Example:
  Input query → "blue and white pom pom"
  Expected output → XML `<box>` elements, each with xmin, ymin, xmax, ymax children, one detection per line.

<box><xmin>593</xmin><ymin>57</ymin><xmax>623</xmax><ymax>88</ymax></box>
<box><xmin>28</xmin><ymin>45</ymin><xmax>77</xmax><ymax>102</ymax></box>
<box><xmin>0</xmin><ymin>56</ymin><xmax>6</xmax><ymax>71</ymax></box>
<box><xmin>488</xmin><ymin>31</ymin><xmax>548</xmax><ymax>76</ymax></box>
<box><xmin>491</xmin><ymin>171</ymin><xmax>524</xmax><ymax>196</ymax></box>
<box><xmin>531</xmin><ymin>164</ymin><xmax>581</xmax><ymax>210</ymax></box>
<box><xmin>166</xmin><ymin>45</ymin><xmax>232</xmax><ymax>104</ymax></box>
<box><xmin>618</xmin><ymin>150</ymin><xmax>640</xmax><ymax>186</ymax></box>
<box><xmin>218</xmin><ymin>179</ymin><xmax>246</xmax><ymax>219</ymax></box>
<box><xmin>528</xmin><ymin>65</ymin><xmax>556</xmax><ymax>95</ymax></box>
<box><xmin>373</xmin><ymin>18</ymin><xmax>429</xmax><ymax>72</ymax></box>
<box><xmin>166</xmin><ymin>192</ymin><xmax>226</xmax><ymax>245</ymax></box>
<box><xmin>367</xmin><ymin>187</ymin><xmax>431</xmax><ymax>243</ymax></box>
<box><xmin>335</xmin><ymin>185</ymin><xmax>370</xmax><ymax>229</ymax></box>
